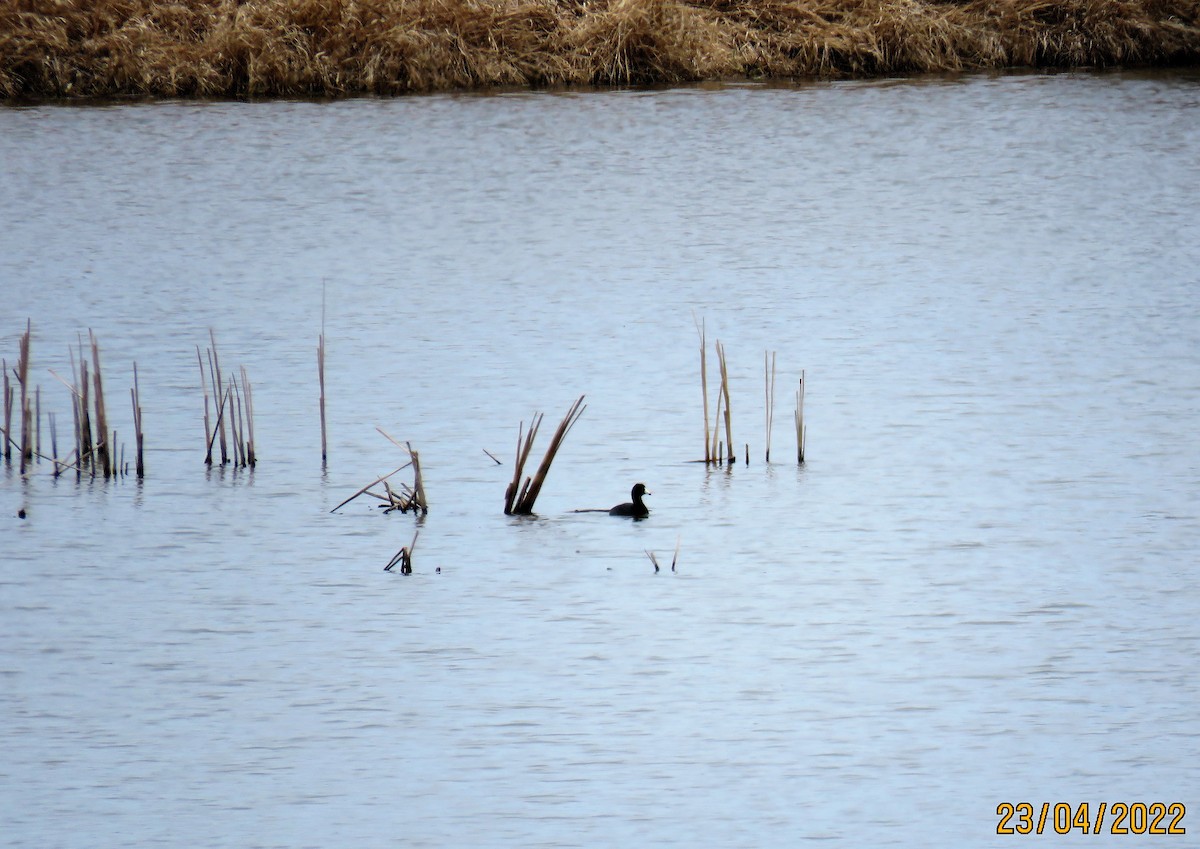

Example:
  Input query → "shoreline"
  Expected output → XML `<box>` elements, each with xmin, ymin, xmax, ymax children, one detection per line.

<box><xmin>3</xmin><ymin>0</ymin><xmax>1199</xmax><ymax>100</ymax></box>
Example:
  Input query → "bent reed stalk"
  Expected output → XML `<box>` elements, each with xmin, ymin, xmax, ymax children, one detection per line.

<box><xmin>1</xmin><ymin>0</ymin><xmax>1196</xmax><ymax>99</ymax></box>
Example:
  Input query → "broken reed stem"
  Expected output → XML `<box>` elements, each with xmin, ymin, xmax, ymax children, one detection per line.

<box><xmin>709</xmin><ymin>375</ymin><xmax>724</xmax><ymax>464</ymax></box>
<box><xmin>384</xmin><ymin>529</ymin><xmax>420</xmax><ymax>574</ymax></box>
<box><xmin>765</xmin><ymin>350</ymin><xmax>777</xmax><ymax>463</ymax></box>
<box><xmin>232</xmin><ymin>378</ymin><xmax>245</xmax><ymax>467</ymax></box>
<box><xmin>329</xmin><ymin>460</ymin><xmax>412</xmax><ymax>513</ymax></box>
<box><xmin>2</xmin><ymin>357</ymin><xmax>11</xmax><ymax>461</ymax></box>
<box><xmin>318</xmin><ymin>333</ymin><xmax>327</xmax><ymax>465</ymax></box>
<box><xmin>695</xmin><ymin>312</ymin><xmax>710</xmax><ymax>464</ymax></box>
<box><xmin>717</xmin><ymin>340</ymin><xmax>733</xmax><ymax>465</ymax></box>
<box><xmin>795</xmin><ymin>369</ymin><xmax>807</xmax><ymax>464</ymax></box>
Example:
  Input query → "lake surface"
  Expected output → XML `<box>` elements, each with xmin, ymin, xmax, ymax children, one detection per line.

<box><xmin>2</xmin><ymin>70</ymin><xmax>1199</xmax><ymax>847</ymax></box>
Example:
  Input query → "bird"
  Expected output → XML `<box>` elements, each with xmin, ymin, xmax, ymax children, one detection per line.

<box><xmin>609</xmin><ymin>483</ymin><xmax>650</xmax><ymax>519</ymax></box>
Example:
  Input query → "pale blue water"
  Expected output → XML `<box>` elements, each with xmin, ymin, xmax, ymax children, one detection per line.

<box><xmin>2</xmin><ymin>70</ymin><xmax>1199</xmax><ymax>847</ymax></box>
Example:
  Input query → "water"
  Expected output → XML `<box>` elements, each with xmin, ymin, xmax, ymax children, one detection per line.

<box><xmin>2</xmin><ymin>70</ymin><xmax>1199</xmax><ymax>847</ymax></box>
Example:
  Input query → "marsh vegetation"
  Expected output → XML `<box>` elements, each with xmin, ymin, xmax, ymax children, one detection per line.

<box><xmin>2</xmin><ymin>0</ymin><xmax>1197</xmax><ymax>99</ymax></box>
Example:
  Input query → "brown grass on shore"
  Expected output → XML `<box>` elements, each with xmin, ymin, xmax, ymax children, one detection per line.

<box><xmin>1</xmin><ymin>0</ymin><xmax>1197</xmax><ymax>99</ymax></box>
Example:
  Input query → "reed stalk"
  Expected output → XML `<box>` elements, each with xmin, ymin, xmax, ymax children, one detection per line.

<box><xmin>239</xmin><ymin>365</ymin><xmax>256</xmax><ymax>467</ymax></box>
<box><xmin>197</xmin><ymin>345</ymin><xmax>213</xmax><ymax>464</ymax></box>
<box><xmin>17</xmin><ymin>320</ymin><xmax>31</xmax><ymax>472</ymax></box>
<box><xmin>384</xmin><ymin>529</ymin><xmax>420</xmax><ymax>574</ymax></box>
<box><xmin>709</xmin><ymin>375</ymin><xmax>724</xmax><ymax>464</ymax></box>
<box><xmin>35</xmin><ymin>385</ymin><xmax>41</xmax><ymax>463</ymax></box>
<box><xmin>695</xmin><ymin>313</ymin><xmax>711</xmax><ymax>464</ymax></box>
<box><xmin>2</xmin><ymin>358</ymin><xmax>10</xmax><ymax>461</ymax></box>
<box><xmin>204</xmin><ymin>386</ymin><xmax>231</xmax><ymax>464</ymax></box>
<box><xmin>329</xmin><ymin>460</ymin><xmax>413</xmax><ymax>513</ymax></box>
<box><xmin>318</xmin><ymin>333</ymin><xmax>327</xmax><ymax>465</ymax></box>
<box><xmin>406</xmin><ymin>441</ymin><xmax>427</xmax><ymax>514</ymax></box>
<box><xmin>504</xmin><ymin>413</ymin><xmax>543</xmax><ymax>515</ymax></box>
<box><xmin>795</xmin><ymin>369</ymin><xmax>807</xmax><ymax>464</ymax></box>
<box><xmin>716</xmin><ymin>340</ymin><xmax>733</xmax><ymax>465</ymax></box>
<box><xmin>131</xmin><ymin>362</ymin><xmax>144</xmax><ymax>478</ymax></box>
<box><xmin>764</xmin><ymin>349</ymin><xmax>776</xmax><ymax>463</ymax></box>
<box><xmin>78</xmin><ymin>348</ymin><xmax>92</xmax><ymax>475</ymax></box>
<box><xmin>231</xmin><ymin>378</ymin><xmax>246</xmax><ymax>467</ymax></box>
<box><xmin>90</xmin><ymin>331</ymin><xmax>112</xmax><ymax>478</ymax></box>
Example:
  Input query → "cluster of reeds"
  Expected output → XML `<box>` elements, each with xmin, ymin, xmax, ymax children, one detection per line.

<box><xmin>3</xmin><ymin>324</ymin><xmax>144</xmax><ymax>479</ymax></box>
<box><xmin>2</xmin><ymin>0</ymin><xmax>1196</xmax><ymax>99</ymax></box>
<box><xmin>696</xmin><ymin>316</ymin><xmax>736</xmax><ymax>464</ymax></box>
<box><xmin>330</xmin><ymin>432</ymin><xmax>428</xmax><ymax>515</ymax></box>
<box><xmin>696</xmin><ymin>318</ymin><xmax>806</xmax><ymax>465</ymax></box>
<box><xmin>504</xmin><ymin>395</ymin><xmax>586</xmax><ymax>515</ymax></box>
<box><xmin>795</xmin><ymin>368</ymin><xmax>806</xmax><ymax>463</ymax></box>
<box><xmin>197</xmin><ymin>330</ymin><xmax>255</xmax><ymax>468</ymax></box>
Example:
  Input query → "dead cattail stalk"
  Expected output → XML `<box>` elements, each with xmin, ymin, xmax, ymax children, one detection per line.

<box><xmin>709</xmin><ymin>376</ymin><xmax>724</xmax><ymax>464</ymax></box>
<box><xmin>17</xmin><ymin>320</ymin><xmax>31</xmax><ymax>472</ymax></box>
<box><xmin>204</xmin><ymin>386</ymin><xmax>232</xmax><ymax>464</ymax></box>
<box><xmin>48</xmin><ymin>411</ymin><xmax>58</xmax><ymax>475</ymax></box>
<box><xmin>197</xmin><ymin>345</ymin><xmax>213</xmax><ymax>464</ymax></box>
<box><xmin>506</xmin><ymin>395</ymin><xmax>586</xmax><ymax>516</ymax></box>
<box><xmin>765</xmin><ymin>350</ymin><xmax>776</xmax><ymax>463</ymax></box>
<box><xmin>795</xmin><ymin>370</ymin><xmax>807</xmax><ymax>464</ymax></box>
<box><xmin>318</xmin><ymin>333</ymin><xmax>327</xmax><ymax>465</ymax></box>
<box><xmin>716</xmin><ymin>340</ymin><xmax>732</xmax><ymax>465</ymax></box>
<box><xmin>694</xmin><ymin>312</ymin><xmax>711</xmax><ymax>463</ymax></box>
<box><xmin>239</xmin><ymin>365</ymin><xmax>256</xmax><ymax>467</ymax></box>
<box><xmin>2</xmin><ymin>357</ymin><xmax>11</xmax><ymax>461</ymax></box>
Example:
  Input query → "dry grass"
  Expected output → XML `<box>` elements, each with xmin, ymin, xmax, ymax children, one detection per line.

<box><xmin>1</xmin><ymin>0</ymin><xmax>1197</xmax><ymax>98</ymax></box>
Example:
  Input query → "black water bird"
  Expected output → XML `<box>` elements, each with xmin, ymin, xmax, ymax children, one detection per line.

<box><xmin>609</xmin><ymin>483</ymin><xmax>651</xmax><ymax>519</ymax></box>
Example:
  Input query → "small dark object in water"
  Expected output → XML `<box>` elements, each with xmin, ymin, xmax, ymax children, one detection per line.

<box><xmin>610</xmin><ymin>483</ymin><xmax>650</xmax><ymax>518</ymax></box>
<box><xmin>18</xmin><ymin>508</ymin><xmax>26</xmax><ymax>519</ymax></box>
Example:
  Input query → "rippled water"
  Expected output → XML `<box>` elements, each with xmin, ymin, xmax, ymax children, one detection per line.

<box><xmin>3</xmin><ymin>71</ymin><xmax>1199</xmax><ymax>848</ymax></box>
